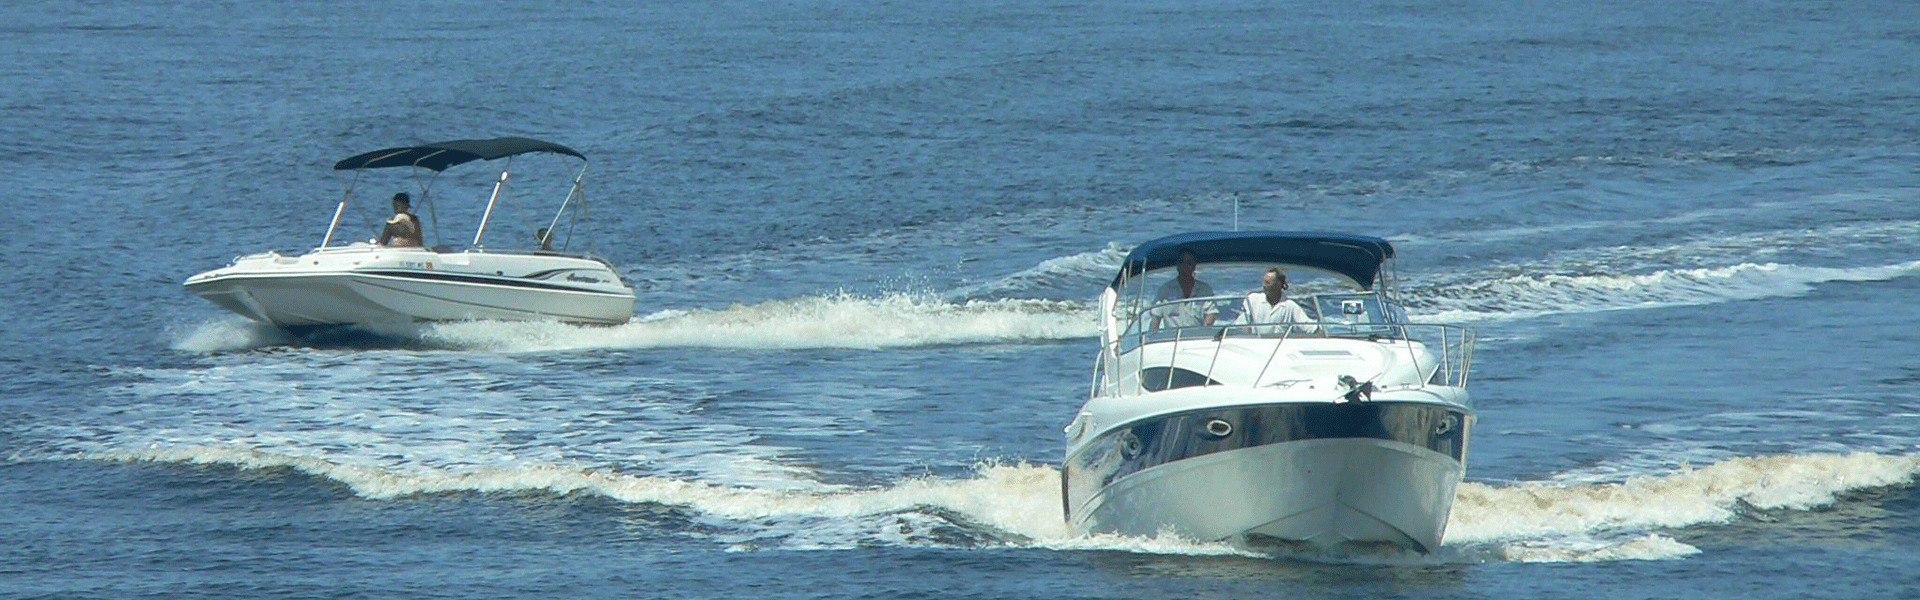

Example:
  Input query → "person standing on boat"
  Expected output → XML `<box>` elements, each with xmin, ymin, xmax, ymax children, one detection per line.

<box><xmin>1241</xmin><ymin>267</ymin><xmax>1319</xmax><ymax>335</ymax></box>
<box><xmin>378</xmin><ymin>192</ymin><xmax>424</xmax><ymax>247</ymax></box>
<box><xmin>1150</xmin><ymin>248</ymin><xmax>1217</xmax><ymax>329</ymax></box>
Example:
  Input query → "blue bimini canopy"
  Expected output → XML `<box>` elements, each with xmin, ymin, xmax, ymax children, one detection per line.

<box><xmin>1112</xmin><ymin>231</ymin><xmax>1396</xmax><ymax>290</ymax></box>
<box><xmin>333</xmin><ymin>137</ymin><xmax>585</xmax><ymax>172</ymax></box>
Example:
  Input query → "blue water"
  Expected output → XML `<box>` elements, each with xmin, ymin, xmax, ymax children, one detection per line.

<box><xmin>6</xmin><ymin>0</ymin><xmax>1920</xmax><ymax>597</ymax></box>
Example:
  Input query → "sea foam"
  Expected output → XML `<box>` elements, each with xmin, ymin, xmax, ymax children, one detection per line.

<box><xmin>1413</xmin><ymin>259</ymin><xmax>1920</xmax><ymax>323</ymax></box>
<box><xmin>167</xmin><ymin>292</ymin><xmax>1098</xmax><ymax>354</ymax></box>
<box><xmin>169</xmin><ymin>252</ymin><xmax>1920</xmax><ymax>354</ymax></box>
<box><xmin>83</xmin><ymin>447</ymin><xmax>1919</xmax><ymax>563</ymax></box>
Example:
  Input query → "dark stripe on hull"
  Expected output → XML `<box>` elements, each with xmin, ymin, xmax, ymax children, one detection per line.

<box><xmin>355</xmin><ymin>270</ymin><xmax>626</xmax><ymax>295</ymax></box>
<box><xmin>1064</xmin><ymin>401</ymin><xmax>1472</xmax><ymax>521</ymax></box>
<box><xmin>192</xmin><ymin>269</ymin><xmax>627</xmax><ymax>296</ymax></box>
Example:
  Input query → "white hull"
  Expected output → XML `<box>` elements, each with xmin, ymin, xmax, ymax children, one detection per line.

<box><xmin>185</xmin><ymin>244</ymin><xmax>634</xmax><ymax>330</ymax></box>
<box><xmin>1071</xmin><ymin>432</ymin><xmax>1463</xmax><ymax>552</ymax></box>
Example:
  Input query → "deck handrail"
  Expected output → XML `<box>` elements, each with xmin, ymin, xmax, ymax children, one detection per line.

<box><xmin>1093</xmin><ymin>320</ymin><xmax>1475</xmax><ymax>400</ymax></box>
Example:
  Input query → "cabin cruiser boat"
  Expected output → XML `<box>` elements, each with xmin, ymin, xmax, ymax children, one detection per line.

<box><xmin>1062</xmin><ymin>231</ymin><xmax>1475</xmax><ymax>553</ymax></box>
<box><xmin>184</xmin><ymin>137</ymin><xmax>634</xmax><ymax>333</ymax></box>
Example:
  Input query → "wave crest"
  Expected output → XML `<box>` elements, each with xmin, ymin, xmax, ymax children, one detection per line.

<box><xmin>1411</xmin><ymin>260</ymin><xmax>1920</xmax><ymax>322</ymax></box>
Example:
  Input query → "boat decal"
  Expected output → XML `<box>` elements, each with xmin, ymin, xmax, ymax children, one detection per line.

<box><xmin>523</xmin><ymin>268</ymin><xmax>591</xmax><ymax>279</ymax></box>
<box><xmin>352</xmin><ymin>269</ymin><xmax>623</xmax><ymax>294</ymax></box>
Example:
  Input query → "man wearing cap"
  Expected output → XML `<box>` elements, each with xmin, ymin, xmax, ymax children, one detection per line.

<box><xmin>377</xmin><ymin>192</ymin><xmax>424</xmax><ymax>247</ymax></box>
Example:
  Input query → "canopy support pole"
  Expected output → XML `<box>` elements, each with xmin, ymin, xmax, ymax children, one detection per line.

<box><xmin>543</xmin><ymin>162</ymin><xmax>589</xmax><ymax>253</ymax></box>
<box><xmin>473</xmin><ymin>169</ymin><xmax>509</xmax><ymax>248</ymax></box>
<box><xmin>321</xmin><ymin>170</ymin><xmax>364</xmax><ymax>248</ymax></box>
<box><xmin>320</xmin><ymin>200</ymin><xmax>347</xmax><ymax>248</ymax></box>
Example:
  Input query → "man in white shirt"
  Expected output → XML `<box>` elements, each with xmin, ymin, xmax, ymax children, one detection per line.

<box><xmin>1150</xmin><ymin>249</ymin><xmax>1216</xmax><ymax>329</ymax></box>
<box><xmin>1241</xmin><ymin>267</ymin><xmax>1319</xmax><ymax>335</ymax></box>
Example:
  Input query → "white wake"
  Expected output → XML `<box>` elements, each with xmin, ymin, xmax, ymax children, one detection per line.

<box><xmin>81</xmin><ymin>447</ymin><xmax>1920</xmax><ymax>564</ymax></box>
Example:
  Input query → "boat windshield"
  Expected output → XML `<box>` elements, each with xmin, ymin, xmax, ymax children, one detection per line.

<box><xmin>1308</xmin><ymin>292</ymin><xmax>1406</xmax><ymax>336</ymax></box>
<box><xmin>1115</xmin><ymin>263</ymin><xmax>1405</xmax><ymax>343</ymax></box>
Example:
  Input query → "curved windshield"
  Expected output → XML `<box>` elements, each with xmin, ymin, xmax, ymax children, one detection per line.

<box><xmin>1310</xmin><ymin>293</ymin><xmax>1407</xmax><ymax>336</ymax></box>
<box><xmin>1124</xmin><ymin>294</ymin><xmax>1247</xmax><ymax>336</ymax></box>
<box><xmin>1114</xmin><ymin>262</ymin><xmax>1357</xmax><ymax>337</ymax></box>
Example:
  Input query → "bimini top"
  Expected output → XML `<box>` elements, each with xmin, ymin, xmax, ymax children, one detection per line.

<box><xmin>333</xmin><ymin>137</ymin><xmax>585</xmax><ymax>172</ymax></box>
<box><xmin>1113</xmin><ymin>231</ymin><xmax>1396</xmax><ymax>290</ymax></box>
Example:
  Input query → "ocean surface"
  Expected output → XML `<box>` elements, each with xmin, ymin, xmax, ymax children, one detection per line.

<box><xmin>5</xmin><ymin>0</ymin><xmax>1920</xmax><ymax>597</ymax></box>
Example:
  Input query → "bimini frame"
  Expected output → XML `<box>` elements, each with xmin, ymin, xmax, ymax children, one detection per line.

<box><xmin>320</xmin><ymin>137</ymin><xmax>595</xmax><ymax>254</ymax></box>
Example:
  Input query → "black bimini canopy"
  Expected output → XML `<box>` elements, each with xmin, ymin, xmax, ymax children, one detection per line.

<box><xmin>1113</xmin><ymin>231</ymin><xmax>1396</xmax><ymax>290</ymax></box>
<box><xmin>333</xmin><ymin>137</ymin><xmax>586</xmax><ymax>172</ymax></box>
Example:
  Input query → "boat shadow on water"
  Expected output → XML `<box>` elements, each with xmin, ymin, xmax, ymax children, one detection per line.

<box><xmin>275</xmin><ymin>323</ymin><xmax>451</xmax><ymax>351</ymax></box>
<box><xmin>178</xmin><ymin>318</ymin><xmax>496</xmax><ymax>353</ymax></box>
<box><xmin>1086</xmin><ymin>540</ymin><xmax>1474</xmax><ymax>586</ymax></box>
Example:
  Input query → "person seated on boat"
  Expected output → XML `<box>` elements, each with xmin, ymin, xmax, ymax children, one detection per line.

<box><xmin>534</xmin><ymin>227</ymin><xmax>555</xmax><ymax>252</ymax></box>
<box><xmin>377</xmin><ymin>192</ymin><xmax>424</xmax><ymax>247</ymax></box>
<box><xmin>1238</xmin><ymin>267</ymin><xmax>1319</xmax><ymax>335</ymax></box>
<box><xmin>1149</xmin><ymin>248</ymin><xmax>1217</xmax><ymax>329</ymax></box>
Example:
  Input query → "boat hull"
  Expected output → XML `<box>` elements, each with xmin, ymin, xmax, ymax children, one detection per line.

<box><xmin>1064</xmin><ymin>400</ymin><xmax>1472</xmax><ymax>552</ymax></box>
<box><xmin>184</xmin><ymin>246</ymin><xmax>634</xmax><ymax>330</ymax></box>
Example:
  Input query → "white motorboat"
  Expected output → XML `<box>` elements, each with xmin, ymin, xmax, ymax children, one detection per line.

<box><xmin>1062</xmin><ymin>231</ymin><xmax>1475</xmax><ymax>553</ymax></box>
<box><xmin>184</xmin><ymin>137</ymin><xmax>635</xmax><ymax>334</ymax></box>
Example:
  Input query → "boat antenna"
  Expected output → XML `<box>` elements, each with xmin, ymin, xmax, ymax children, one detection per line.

<box><xmin>1232</xmin><ymin>195</ymin><xmax>1240</xmax><ymax>231</ymax></box>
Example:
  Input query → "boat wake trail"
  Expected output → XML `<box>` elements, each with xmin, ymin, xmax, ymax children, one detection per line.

<box><xmin>74</xmin><ymin>448</ymin><xmax>1919</xmax><ymax>564</ymax></box>
<box><xmin>167</xmin><ymin>230</ymin><xmax>1920</xmax><ymax>353</ymax></box>
<box><xmin>426</xmin><ymin>293</ymin><xmax>1096</xmax><ymax>352</ymax></box>
<box><xmin>1407</xmin><ymin>259</ymin><xmax>1920</xmax><ymax>323</ymax></box>
<box><xmin>1403</xmin><ymin>215</ymin><xmax>1920</xmax><ymax>322</ymax></box>
<box><xmin>169</xmin><ymin>292</ymin><xmax>1098</xmax><ymax>353</ymax></box>
<box><xmin>944</xmin><ymin>242</ymin><xmax>1129</xmax><ymax>301</ymax></box>
<box><xmin>1449</xmin><ymin>452</ymin><xmax>1920</xmax><ymax>562</ymax></box>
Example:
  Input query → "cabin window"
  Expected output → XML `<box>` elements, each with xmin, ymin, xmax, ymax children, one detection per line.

<box><xmin>1140</xmin><ymin>367</ymin><xmax>1219</xmax><ymax>391</ymax></box>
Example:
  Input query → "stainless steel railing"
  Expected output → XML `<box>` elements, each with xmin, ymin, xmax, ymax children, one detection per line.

<box><xmin>1091</xmin><ymin>319</ymin><xmax>1474</xmax><ymax>398</ymax></box>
